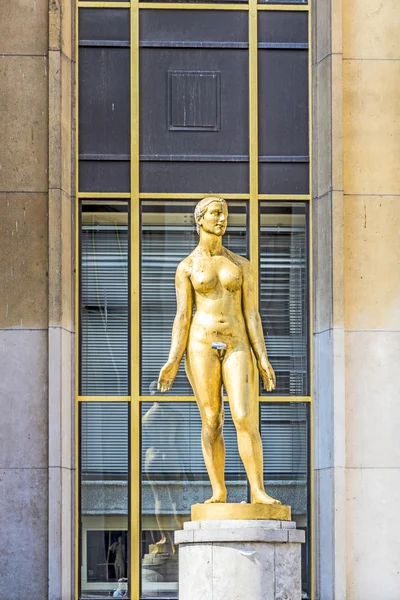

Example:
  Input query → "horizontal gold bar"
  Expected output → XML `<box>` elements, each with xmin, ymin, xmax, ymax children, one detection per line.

<box><xmin>78</xmin><ymin>192</ymin><xmax>131</xmax><ymax>199</ymax></box>
<box><xmin>78</xmin><ymin>395</ymin><xmax>131</xmax><ymax>402</ymax></box>
<box><xmin>258</xmin><ymin>194</ymin><xmax>310</xmax><ymax>201</ymax></box>
<box><xmin>78</xmin><ymin>1</ymin><xmax>130</xmax><ymax>7</ymax></box>
<box><xmin>139</xmin><ymin>395</ymin><xmax>196</xmax><ymax>402</ymax></box>
<box><xmin>139</xmin><ymin>193</ymin><xmax>250</xmax><ymax>199</ymax></box>
<box><xmin>258</xmin><ymin>396</ymin><xmax>311</xmax><ymax>403</ymax></box>
<box><xmin>139</xmin><ymin>2</ymin><xmax>249</xmax><ymax>9</ymax></box>
<box><xmin>139</xmin><ymin>395</ymin><xmax>311</xmax><ymax>403</ymax></box>
<box><xmin>257</xmin><ymin>3</ymin><xmax>309</xmax><ymax>10</ymax></box>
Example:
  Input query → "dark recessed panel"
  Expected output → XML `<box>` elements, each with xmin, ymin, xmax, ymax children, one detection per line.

<box><xmin>79</xmin><ymin>161</ymin><xmax>130</xmax><ymax>192</ymax></box>
<box><xmin>258</xmin><ymin>163</ymin><xmax>309</xmax><ymax>194</ymax></box>
<box><xmin>139</xmin><ymin>10</ymin><xmax>248</xmax><ymax>45</ymax></box>
<box><xmin>79</xmin><ymin>47</ymin><xmax>130</xmax><ymax>159</ymax></box>
<box><xmin>140</xmin><ymin>162</ymin><xmax>249</xmax><ymax>194</ymax></box>
<box><xmin>140</xmin><ymin>49</ymin><xmax>248</xmax><ymax>158</ymax></box>
<box><xmin>79</xmin><ymin>8</ymin><xmax>130</xmax><ymax>43</ymax></box>
<box><xmin>258</xmin><ymin>11</ymin><xmax>308</xmax><ymax>44</ymax></box>
<box><xmin>258</xmin><ymin>49</ymin><xmax>308</xmax><ymax>158</ymax></box>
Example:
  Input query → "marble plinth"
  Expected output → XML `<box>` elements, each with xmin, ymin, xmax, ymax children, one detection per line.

<box><xmin>175</xmin><ymin>519</ymin><xmax>305</xmax><ymax>600</ymax></box>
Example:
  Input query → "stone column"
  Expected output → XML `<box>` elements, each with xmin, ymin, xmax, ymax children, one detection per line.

<box><xmin>175</xmin><ymin>520</ymin><xmax>305</xmax><ymax>600</ymax></box>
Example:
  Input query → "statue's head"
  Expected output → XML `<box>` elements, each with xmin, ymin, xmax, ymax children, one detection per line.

<box><xmin>194</xmin><ymin>196</ymin><xmax>228</xmax><ymax>236</ymax></box>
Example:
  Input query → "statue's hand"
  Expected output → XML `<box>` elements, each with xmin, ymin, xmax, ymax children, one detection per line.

<box><xmin>258</xmin><ymin>356</ymin><xmax>276</xmax><ymax>392</ymax></box>
<box><xmin>158</xmin><ymin>361</ymin><xmax>179</xmax><ymax>393</ymax></box>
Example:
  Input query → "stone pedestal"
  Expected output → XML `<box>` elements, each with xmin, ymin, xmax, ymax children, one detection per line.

<box><xmin>175</xmin><ymin>519</ymin><xmax>305</xmax><ymax>600</ymax></box>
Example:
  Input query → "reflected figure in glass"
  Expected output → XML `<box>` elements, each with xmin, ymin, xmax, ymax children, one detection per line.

<box><xmin>158</xmin><ymin>196</ymin><xmax>279</xmax><ymax>504</ymax></box>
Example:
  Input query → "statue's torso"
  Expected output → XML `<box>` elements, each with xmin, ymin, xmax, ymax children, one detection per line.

<box><xmin>186</xmin><ymin>252</ymin><xmax>248</xmax><ymax>346</ymax></box>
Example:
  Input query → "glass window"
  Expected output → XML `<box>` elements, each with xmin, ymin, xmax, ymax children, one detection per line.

<box><xmin>80</xmin><ymin>201</ymin><xmax>129</xmax><ymax>396</ymax></box>
<box><xmin>260</xmin><ymin>402</ymin><xmax>311</xmax><ymax>599</ymax></box>
<box><xmin>140</xmin><ymin>200</ymin><xmax>248</xmax><ymax>396</ymax></box>
<box><xmin>80</xmin><ymin>402</ymin><xmax>130</xmax><ymax>598</ymax></box>
<box><xmin>259</xmin><ymin>202</ymin><xmax>309</xmax><ymax>396</ymax></box>
<box><xmin>141</xmin><ymin>401</ymin><xmax>246</xmax><ymax>598</ymax></box>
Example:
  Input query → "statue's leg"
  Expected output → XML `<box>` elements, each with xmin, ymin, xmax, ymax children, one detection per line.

<box><xmin>222</xmin><ymin>347</ymin><xmax>280</xmax><ymax>505</ymax></box>
<box><xmin>186</xmin><ymin>341</ymin><xmax>226</xmax><ymax>503</ymax></box>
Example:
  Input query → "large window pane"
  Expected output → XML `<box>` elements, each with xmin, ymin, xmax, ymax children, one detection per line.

<box><xmin>140</xmin><ymin>200</ymin><xmax>248</xmax><ymax>395</ymax></box>
<box><xmin>259</xmin><ymin>202</ymin><xmax>309</xmax><ymax>395</ymax></box>
<box><xmin>260</xmin><ymin>402</ymin><xmax>311</xmax><ymax>599</ymax></box>
<box><xmin>141</xmin><ymin>401</ymin><xmax>246</xmax><ymax>599</ymax></box>
<box><xmin>80</xmin><ymin>201</ymin><xmax>129</xmax><ymax>395</ymax></box>
<box><xmin>80</xmin><ymin>402</ymin><xmax>129</xmax><ymax>598</ymax></box>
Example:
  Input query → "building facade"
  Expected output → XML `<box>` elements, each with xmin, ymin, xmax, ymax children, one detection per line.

<box><xmin>0</xmin><ymin>0</ymin><xmax>399</xmax><ymax>599</ymax></box>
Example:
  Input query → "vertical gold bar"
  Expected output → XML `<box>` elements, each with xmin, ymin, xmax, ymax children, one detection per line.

<box><xmin>249</xmin><ymin>0</ymin><xmax>260</xmax><ymax>443</ymax></box>
<box><xmin>130</xmin><ymin>0</ymin><xmax>141</xmax><ymax>598</ymax></box>
<box><xmin>308</xmin><ymin>0</ymin><xmax>315</xmax><ymax>597</ymax></box>
<box><xmin>75</xmin><ymin>3</ymin><xmax>80</xmax><ymax>599</ymax></box>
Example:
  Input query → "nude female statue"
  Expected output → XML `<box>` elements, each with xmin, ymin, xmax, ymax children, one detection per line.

<box><xmin>158</xmin><ymin>196</ymin><xmax>279</xmax><ymax>505</ymax></box>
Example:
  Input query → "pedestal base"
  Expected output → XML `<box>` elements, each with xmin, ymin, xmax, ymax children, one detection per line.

<box><xmin>191</xmin><ymin>502</ymin><xmax>291</xmax><ymax>521</ymax></box>
<box><xmin>175</xmin><ymin>519</ymin><xmax>305</xmax><ymax>600</ymax></box>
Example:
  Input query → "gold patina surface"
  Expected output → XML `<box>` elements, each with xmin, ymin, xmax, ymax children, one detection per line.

<box><xmin>191</xmin><ymin>503</ymin><xmax>291</xmax><ymax>522</ymax></box>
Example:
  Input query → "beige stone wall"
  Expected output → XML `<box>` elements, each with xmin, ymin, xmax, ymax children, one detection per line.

<box><xmin>343</xmin><ymin>1</ymin><xmax>400</xmax><ymax>598</ymax></box>
<box><xmin>0</xmin><ymin>1</ymin><xmax>75</xmax><ymax>598</ymax></box>
<box><xmin>314</xmin><ymin>0</ymin><xmax>400</xmax><ymax>598</ymax></box>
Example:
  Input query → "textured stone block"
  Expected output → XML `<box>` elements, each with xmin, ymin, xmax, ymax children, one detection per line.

<box><xmin>344</xmin><ymin>196</ymin><xmax>400</xmax><ymax>330</ymax></box>
<box><xmin>49</xmin><ymin>189</ymin><xmax>74</xmax><ymax>330</ymax></box>
<box><xmin>343</xmin><ymin>0</ymin><xmax>400</xmax><ymax>60</ymax></box>
<box><xmin>346</xmin><ymin>468</ymin><xmax>400</xmax><ymax>599</ymax></box>
<box><xmin>0</xmin><ymin>56</ymin><xmax>48</xmax><ymax>192</ymax></box>
<box><xmin>0</xmin><ymin>0</ymin><xmax>48</xmax><ymax>55</ymax></box>
<box><xmin>0</xmin><ymin>330</ymin><xmax>48</xmax><ymax>469</ymax></box>
<box><xmin>0</xmin><ymin>193</ymin><xmax>48</xmax><ymax>329</ymax></box>
<box><xmin>343</xmin><ymin>60</ymin><xmax>400</xmax><ymax>195</ymax></box>
<box><xmin>0</xmin><ymin>468</ymin><xmax>48</xmax><ymax>598</ymax></box>
<box><xmin>345</xmin><ymin>331</ymin><xmax>400</xmax><ymax>468</ymax></box>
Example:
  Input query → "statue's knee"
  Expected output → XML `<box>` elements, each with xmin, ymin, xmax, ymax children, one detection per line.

<box><xmin>204</xmin><ymin>413</ymin><xmax>223</xmax><ymax>436</ymax></box>
<box><xmin>233</xmin><ymin>412</ymin><xmax>251</xmax><ymax>433</ymax></box>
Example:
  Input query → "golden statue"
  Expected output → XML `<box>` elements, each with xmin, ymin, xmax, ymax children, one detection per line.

<box><xmin>158</xmin><ymin>196</ymin><xmax>280</xmax><ymax>505</ymax></box>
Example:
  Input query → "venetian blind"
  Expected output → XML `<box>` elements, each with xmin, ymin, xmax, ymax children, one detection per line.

<box><xmin>260</xmin><ymin>206</ymin><xmax>308</xmax><ymax>396</ymax></box>
<box><xmin>81</xmin><ymin>221</ymin><xmax>129</xmax><ymax>395</ymax></box>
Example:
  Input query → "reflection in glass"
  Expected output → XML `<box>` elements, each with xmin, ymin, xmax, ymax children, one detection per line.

<box><xmin>140</xmin><ymin>201</ymin><xmax>247</xmax><ymax>395</ymax></box>
<box><xmin>141</xmin><ymin>402</ymin><xmax>246</xmax><ymax>598</ymax></box>
<box><xmin>259</xmin><ymin>202</ymin><xmax>308</xmax><ymax>395</ymax></box>
<box><xmin>80</xmin><ymin>201</ymin><xmax>129</xmax><ymax>395</ymax></box>
<box><xmin>260</xmin><ymin>402</ymin><xmax>310</xmax><ymax>599</ymax></box>
<box><xmin>80</xmin><ymin>403</ymin><xmax>129</xmax><ymax>598</ymax></box>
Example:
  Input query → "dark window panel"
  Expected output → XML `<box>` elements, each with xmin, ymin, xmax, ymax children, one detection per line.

<box><xmin>258</xmin><ymin>49</ymin><xmax>309</xmax><ymax>159</ymax></box>
<box><xmin>140</xmin><ymin>162</ymin><xmax>249</xmax><ymax>194</ymax></box>
<box><xmin>79</xmin><ymin>161</ymin><xmax>131</xmax><ymax>193</ymax></box>
<box><xmin>258</xmin><ymin>163</ymin><xmax>309</xmax><ymax>195</ymax></box>
<box><xmin>140</xmin><ymin>49</ymin><xmax>248</xmax><ymax>159</ymax></box>
<box><xmin>258</xmin><ymin>10</ymin><xmax>308</xmax><ymax>44</ymax></box>
<box><xmin>79</xmin><ymin>47</ymin><xmax>130</xmax><ymax>158</ymax></box>
<box><xmin>139</xmin><ymin>10</ymin><xmax>248</xmax><ymax>45</ymax></box>
<box><xmin>79</xmin><ymin>8</ymin><xmax>130</xmax><ymax>43</ymax></box>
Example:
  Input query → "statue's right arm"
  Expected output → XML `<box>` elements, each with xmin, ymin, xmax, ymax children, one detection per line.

<box><xmin>158</xmin><ymin>261</ymin><xmax>193</xmax><ymax>392</ymax></box>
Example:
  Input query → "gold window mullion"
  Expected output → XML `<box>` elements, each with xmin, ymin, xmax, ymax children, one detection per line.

<box><xmin>130</xmin><ymin>0</ymin><xmax>141</xmax><ymax>598</ymax></box>
<box><xmin>249</xmin><ymin>0</ymin><xmax>260</xmax><ymax>433</ymax></box>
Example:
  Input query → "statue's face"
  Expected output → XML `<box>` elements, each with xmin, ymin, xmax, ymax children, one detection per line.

<box><xmin>199</xmin><ymin>201</ymin><xmax>228</xmax><ymax>236</ymax></box>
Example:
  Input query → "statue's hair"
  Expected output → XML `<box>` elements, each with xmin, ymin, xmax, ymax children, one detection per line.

<box><xmin>194</xmin><ymin>196</ymin><xmax>227</xmax><ymax>235</ymax></box>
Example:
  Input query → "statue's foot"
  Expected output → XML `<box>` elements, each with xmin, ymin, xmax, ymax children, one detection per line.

<box><xmin>204</xmin><ymin>488</ymin><xmax>227</xmax><ymax>504</ymax></box>
<box><xmin>155</xmin><ymin>535</ymin><xmax>166</xmax><ymax>545</ymax></box>
<box><xmin>252</xmin><ymin>490</ymin><xmax>281</xmax><ymax>505</ymax></box>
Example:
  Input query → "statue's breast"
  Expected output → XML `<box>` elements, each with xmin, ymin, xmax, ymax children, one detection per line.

<box><xmin>191</xmin><ymin>257</ymin><xmax>242</xmax><ymax>294</ymax></box>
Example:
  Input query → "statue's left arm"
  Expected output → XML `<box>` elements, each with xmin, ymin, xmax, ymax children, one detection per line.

<box><xmin>240</xmin><ymin>257</ymin><xmax>276</xmax><ymax>392</ymax></box>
